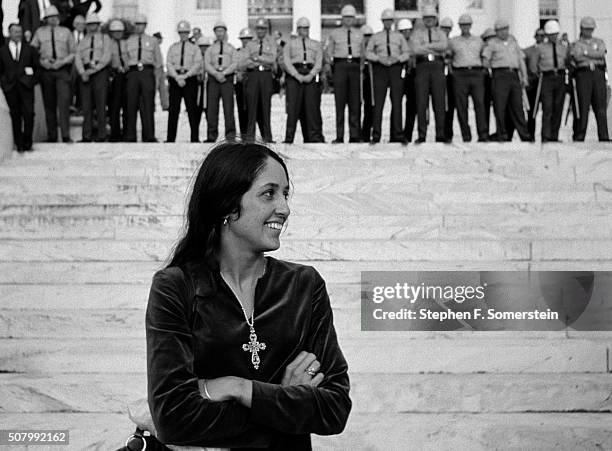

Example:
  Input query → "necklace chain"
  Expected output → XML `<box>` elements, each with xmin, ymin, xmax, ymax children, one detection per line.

<box><xmin>219</xmin><ymin>258</ymin><xmax>267</xmax><ymax>325</ymax></box>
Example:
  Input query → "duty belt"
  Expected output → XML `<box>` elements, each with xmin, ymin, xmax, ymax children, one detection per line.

<box><xmin>416</xmin><ymin>54</ymin><xmax>444</xmax><ymax>63</ymax></box>
<box><xmin>334</xmin><ymin>57</ymin><xmax>359</xmax><ymax>63</ymax></box>
<box><xmin>247</xmin><ymin>65</ymin><xmax>271</xmax><ymax>72</ymax></box>
<box><xmin>293</xmin><ymin>62</ymin><xmax>313</xmax><ymax>75</ymax></box>
<box><xmin>176</xmin><ymin>69</ymin><xmax>188</xmax><ymax>74</ymax></box>
<box><xmin>542</xmin><ymin>69</ymin><xmax>566</xmax><ymax>76</ymax></box>
<box><xmin>453</xmin><ymin>66</ymin><xmax>483</xmax><ymax>71</ymax></box>
<box><xmin>128</xmin><ymin>63</ymin><xmax>154</xmax><ymax>71</ymax></box>
<box><xmin>576</xmin><ymin>65</ymin><xmax>605</xmax><ymax>72</ymax></box>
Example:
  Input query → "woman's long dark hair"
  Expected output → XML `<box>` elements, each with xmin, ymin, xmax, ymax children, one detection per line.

<box><xmin>163</xmin><ymin>141</ymin><xmax>290</xmax><ymax>269</ymax></box>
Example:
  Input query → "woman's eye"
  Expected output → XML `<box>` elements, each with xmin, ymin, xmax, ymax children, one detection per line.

<box><xmin>263</xmin><ymin>190</ymin><xmax>274</xmax><ymax>197</ymax></box>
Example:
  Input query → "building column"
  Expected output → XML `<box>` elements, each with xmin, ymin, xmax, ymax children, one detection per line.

<box><xmin>508</xmin><ymin>0</ymin><xmax>540</xmax><ymax>48</ymax></box>
<box><xmin>365</xmin><ymin>0</ymin><xmax>394</xmax><ymax>32</ymax></box>
<box><xmin>438</xmin><ymin>0</ymin><xmax>467</xmax><ymax>33</ymax></box>
<box><xmin>144</xmin><ymin>0</ymin><xmax>176</xmax><ymax>58</ymax></box>
<box><xmin>293</xmin><ymin>0</ymin><xmax>321</xmax><ymax>40</ymax></box>
<box><xmin>221</xmin><ymin>0</ymin><xmax>249</xmax><ymax>48</ymax></box>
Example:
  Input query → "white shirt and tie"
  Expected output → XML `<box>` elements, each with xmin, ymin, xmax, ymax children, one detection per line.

<box><xmin>9</xmin><ymin>41</ymin><xmax>22</xmax><ymax>62</ymax></box>
<box><xmin>74</xmin><ymin>30</ymin><xmax>85</xmax><ymax>44</ymax></box>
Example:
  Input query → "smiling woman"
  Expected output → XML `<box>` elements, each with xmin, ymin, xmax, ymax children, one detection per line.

<box><xmin>142</xmin><ymin>141</ymin><xmax>352</xmax><ymax>450</ymax></box>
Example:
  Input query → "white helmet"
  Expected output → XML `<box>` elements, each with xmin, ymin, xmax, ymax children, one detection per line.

<box><xmin>397</xmin><ymin>19</ymin><xmax>412</xmax><ymax>31</ymax></box>
<box><xmin>544</xmin><ymin>20</ymin><xmax>560</xmax><ymax>34</ymax></box>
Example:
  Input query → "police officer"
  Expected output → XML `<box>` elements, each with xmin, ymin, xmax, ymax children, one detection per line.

<box><xmin>242</xmin><ymin>17</ymin><xmax>277</xmax><ymax>143</ymax></box>
<box><xmin>204</xmin><ymin>20</ymin><xmax>237</xmax><ymax>142</ymax></box>
<box><xmin>282</xmin><ymin>17</ymin><xmax>323</xmax><ymax>143</ymax></box>
<box><xmin>533</xmin><ymin>20</ymin><xmax>569</xmax><ymax>143</ymax></box>
<box><xmin>195</xmin><ymin>36</ymin><xmax>212</xmax><ymax>135</ymax></box>
<box><xmin>74</xmin><ymin>13</ymin><xmax>110</xmax><ymax>142</ymax></box>
<box><xmin>360</xmin><ymin>24</ymin><xmax>374</xmax><ymax>142</ymax></box>
<box><xmin>108</xmin><ymin>19</ymin><xmax>128</xmax><ymax>142</ymax></box>
<box><xmin>327</xmin><ymin>4</ymin><xmax>362</xmax><ymax>143</ymax></box>
<box><xmin>481</xmin><ymin>27</ymin><xmax>496</xmax><ymax>138</ymax></box>
<box><xmin>411</xmin><ymin>6</ymin><xmax>448</xmax><ymax>143</ymax></box>
<box><xmin>30</xmin><ymin>5</ymin><xmax>76</xmax><ymax>143</ymax></box>
<box><xmin>235</xmin><ymin>28</ymin><xmax>253</xmax><ymax>138</ymax></box>
<box><xmin>448</xmin><ymin>13</ymin><xmax>487</xmax><ymax>142</ymax></box>
<box><xmin>366</xmin><ymin>8</ymin><xmax>410</xmax><ymax>144</ymax></box>
<box><xmin>440</xmin><ymin>17</ymin><xmax>455</xmax><ymax>142</ymax></box>
<box><xmin>125</xmin><ymin>13</ymin><xmax>162</xmax><ymax>142</ymax></box>
<box><xmin>165</xmin><ymin>21</ymin><xmax>202</xmax><ymax>143</ymax></box>
<box><xmin>523</xmin><ymin>28</ymin><xmax>546</xmax><ymax>138</ymax></box>
<box><xmin>396</xmin><ymin>19</ymin><xmax>416</xmax><ymax>143</ymax></box>
<box><xmin>482</xmin><ymin>19</ymin><xmax>533</xmax><ymax>142</ymax></box>
<box><xmin>570</xmin><ymin>16</ymin><xmax>610</xmax><ymax>142</ymax></box>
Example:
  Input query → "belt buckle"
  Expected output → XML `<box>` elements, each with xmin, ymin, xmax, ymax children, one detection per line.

<box><xmin>347</xmin><ymin>55</ymin><xmax>352</xmax><ymax>61</ymax></box>
<box><xmin>88</xmin><ymin>61</ymin><xmax>96</xmax><ymax>70</ymax></box>
<box><xmin>258</xmin><ymin>64</ymin><xmax>264</xmax><ymax>71</ymax></box>
<box><xmin>137</xmin><ymin>62</ymin><xmax>144</xmax><ymax>71</ymax></box>
<box><xmin>427</xmin><ymin>54</ymin><xmax>434</xmax><ymax>62</ymax></box>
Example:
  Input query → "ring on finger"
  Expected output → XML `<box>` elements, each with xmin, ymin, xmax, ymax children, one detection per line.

<box><xmin>305</xmin><ymin>367</ymin><xmax>317</xmax><ymax>377</ymax></box>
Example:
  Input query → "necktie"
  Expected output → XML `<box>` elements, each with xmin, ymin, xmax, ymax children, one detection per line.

<box><xmin>552</xmin><ymin>42</ymin><xmax>558</xmax><ymax>69</ymax></box>
<box><xmin>386</xmin><ymin>29</ymin><xmax>391</xmax><ymax>56</ymax></box>
<box><xmin>218</xmin><ymin>41</ymin><xmax>223</xmax><ymax>66</ymax></box>
<box><xmin>258</xmin><ymin>39</ymin><xmax>263</xmax><ymax>56</ymax></box>
<box><xmin>117</xmin><ymin>40</ymin><xmax>125</xmax><ymax>67</ymax></box>
<box><xmin>302</xmin><ymin>37</ymin><xmax>307</xmax><ymax>63</ymax></box>
<box><xmin>347</xmin><ymin>29</ymin><xmax>352</xmax><ymax>57</ymax></box>
<box><xmin>15</xmin><ymin>43</ymin><xmax>20</xmax><ymax>61</ymax></box>
<box><xmin>138</xmin><ymin>36</ymin><xmax>142</xmax><ymax>62</ymax></box>
<box><xmin>51</xmin><ymin>27</ymin><xmax>57</xmax><ymax>60</ymax></box>
<box><xmin>180</xmin><ymin>40</ymin><xmax>185</xmax><ymax>67</ymax></box>
<box><xmin>428</xmin><ymin>28</ymin><xmax>432</xmax><ymax>44</ymax></box>
<box><xmin>90</xmin><ymin>35</ymin><xmax>95</xmax><ymax>64</ymax></box>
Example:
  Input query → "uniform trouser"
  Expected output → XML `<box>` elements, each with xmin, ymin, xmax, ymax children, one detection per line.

<box><xmin>540</xmin><ymin>73</ymin><xmax>566</xmax><ymax>141</ymax></box>
<box><xmin>125</xmin><ymin>67</ymin><xmax>156</xmax><ymax>142</ymax></box>
<box><xmin>371</xmin><ymin>63</ymin><xmax>404</xmax><ymax>141</ymax></box>
<box><xmin>361</xmin><ymin>65</ymin><xmax>373</xmax><ymax>142</ymax></box>
<box><xmin>526</xmin><ymin>77</ymin><xmax>538</xmax><ymax>138</ymax></box>
<box><xmin>4</xmin><ymin>85</ymin><xmax>34</xmax><ymax>149</ymax></box>
<box><xmin>40</xmin><ymin>66</ymin><xmax>72</xmax><ymax>140</ymax></box>
<box><xmin>484</xmin><ymin>73</ymin><xmax>492</xmax><ymax>135</ymax></box>
<box><xmin>444</xmin><ymin>72</ymin><xmax>455</xmax><ymax>140</ymax></box>
<box><xmin>235</xmin><ymin>79</ymin><xmax>248</xmax><ymax>137</ymax></box>
<box><xmin>109</xmin><ymin>71</ymin><xmax>128</xmax><ymax>140</ymax></box>
<box><xmin>80</xmin><ymin>67</ymin><xmax>109</xmax><ymax>141</ymax></box>
<box><xmin>206</xmin><ymin>77</ymin><xmax>236</xmax><ymax>141</ymax></box>
<box><xmin>574</xmin><ymin>67</ymin><xmax>610</xmax><ymax>141</ymax></box>
<box><xmin>415</xmin><ymin>60</ymin><xmax>446</xmax><ymax>140</ymax></box>
<box><xmin>332</xmin><ymin>60</ymin><xmax>361</xmax><ymax>141</ymax></box>
<box><xmin>166</xmin><ymin>76</ymin><xmax>200</xmax><ymax>142</ymax></box>
<box><xmin>403</xmin><ymin>71</ymin><xmax>417</xmax><ymax>141</ymax></box>
<box><xmin>491</xmin><ymin>69</ymin><xmax>531</xmax><ymax>141</ymax></box>
<box><xmin>245</xmin><ymin>70</ymin><xmax>273</xmax><ymax>141</ymax></box>
<box><xmin>452</xmin><ymin>69</ymin><xmax>488</xmax><ymax>141</ymax></box>
<box><xmin>285</xmin><ymin>75</ymin><xmax>322</xmax><ymax>142</ymax></box>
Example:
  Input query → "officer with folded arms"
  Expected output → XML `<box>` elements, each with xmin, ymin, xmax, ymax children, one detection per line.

<box><xmin>203</xmin><ymin>21</ymin><xmax>237</xmax><ymax>142</ymax></box>
<box><xmin>74</xmin><ymin>13</ymin><xmax>111</xmax><ymax>142</ymax></box>
<box><xmin>570</xmin><ymin>16</ymin><xmax>610</xmax><ymax>142</ymax></box>
<box><xmin>166</xmin><ymin>20</ymin><xmax>202</xmax><ymax>143</ymax></box>
<box><xmin>125</xmin><ymin>14</ymin><xmax>162</xmax><ymax>142</ymax></box>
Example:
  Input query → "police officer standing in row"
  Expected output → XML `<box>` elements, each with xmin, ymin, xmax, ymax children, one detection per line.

<box><xmin>523</xmin><ymin>28</ymin><xmax>545</xmax><ymax>139</ymax></box>
<box><xmin>397</xmin><ymin>19</ymin><xmax>417</xmax><ymax>143</ymax></box>
<box><xmin>74</xmin><ymin>13</ymin><xmax>110</xmax><ymax>142</ymax></box>
<box><xmin>411</xmin><ymin>6</ymin><xmax>448</xmax><ymax>143</ymax></box>
<box><xmin>440</xmin><ymin>17</ymin><xmax>455</xmax><ymax>142</ymax></box>
<box><xmin>196</xmin><ymin>35</ymin><xmax>212</xmax><ymax>131</ymax></box>
<box><xmin>30</xmin><ymin>5</ymin><xmax>76</xmax><ymax>143</ymax></box>
<box><xmin>108</xmin><ymin>19</ymin><xmax>128</xmax><ymax>142</ymax></box>
<box><xmin>366</xmin><ymin>8</ymin><xmax>410</xmax><ymax>144</ymax></box>
<box><xmin>166</xmin><ymin>20</ymin><xmax>202</xmax><ymax>143</ymax></box>
<box><xmin>533</xmin><ymin>20</ymin><xmax>568</xmax><ymax>143</ymax></box>
<box><xmin>235</xmin><ymin>27</ymin><xmax>253</xmax><ymax>138</ymax></box>
<box><xmin>360</xmin><ymin>24</ymin><xmax>374</xmax><ymax>142</ymax></box>
<box><xmin>482</xmin><ymin>20</ymin><xmax>533</xmax><ymax>142</ymax></box>
<box><xmin>327</xmin><ymin>4</ymin><xmax>362</xmax><ymax>143</ymax></box>
<box><xmin>204</xmin><ymin>20</ymin><xmax>237</xmax><ymax>142</ymax></box>
<box><xmin>243</xmin><ymin>17</ymin><xmax>277</xmax><ymax>143</ymax></box>
<box><xmin>282</xmin><ymin>17</ymin><xmax>323</xmax><ymax>143</ymax></box>
<box><xmin>448</xmin><ymin>13</ymin><xmax>487</xmax><ymax>142</ymax></box>
<box><xmin>481</xmin><ymin>27</ymin><xmax>496</xmax><ymax>136</ymax></box>
<box><xmin>570</xmin><ymin>16</ymin><xmax>610</xmax><ymax>142</ymax></box>
<box><xmin>125</xmin><ymin>14</ymin><xmax>162</xmax><ymax>142</ymax></box>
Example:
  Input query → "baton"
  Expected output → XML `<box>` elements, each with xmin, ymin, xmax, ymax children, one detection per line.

<box><xmin>532</xmin><ymin>73</ymin><xmax>543</xmax><ymax>119</ymax></box>
<box><xmin>368</xmin><ymin>62</ymin><xmax>375</xmax><ymax>107</ymax></box>
<box><xmin>444</xmin><ymin>64</ymin><xmax>449</xmax><ymax>112</ymax></box>
<box><xmin>571</xmin><ymin>78</ymin><xmax>580</xmax><ymax>120</ymax></box>
<box><xmin>360</xmin><ymin>64</ymin><xmax>363</xmax><ymax>104</ymax></box>
<box><xmin>564</xmin><ymin>92</ymin><xmax>573</xmax><ymax>126</ymax></box>
<box><xmin>606</xmin><ymin>70</ymin><xmax>611</xmax><ymax>107</ymax></box>
<box><xmin>522</xmin><ymin>87</ymin><xmax>530</xmax><ymax>116</ymax></box>
<box><xmin>203</xmin><ymin>73</ymin><xmax>208</xmax><ymax>110</ymax></box>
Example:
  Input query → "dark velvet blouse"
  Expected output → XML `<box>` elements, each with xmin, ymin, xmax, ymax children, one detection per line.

<box><xmin>145</xmin><ymin>255</ymin><xmax>352</xmax><ymax>450</ymax></box>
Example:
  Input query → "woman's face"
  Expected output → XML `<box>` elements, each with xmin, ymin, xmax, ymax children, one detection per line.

<box><xmin>225</xmin><ymin>157</ymin><xmax>290</xmax><ymax>253</ymax></box>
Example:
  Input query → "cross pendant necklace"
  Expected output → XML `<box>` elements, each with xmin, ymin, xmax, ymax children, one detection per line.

<box><xmin>220</xmin><ymin>261</ymin><xmax>267</xmax><ymax>370</ymax></box>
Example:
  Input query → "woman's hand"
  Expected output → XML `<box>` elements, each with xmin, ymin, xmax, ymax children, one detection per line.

<box><xmin>281</xmin><ymin>351</ymin><xmax>324</xmax><ymax>387</ymax></box>
<box><xmin>127</xmin><ymin>396</ymin><xmax>157</xmax><ymax>436</ymax></box>
<box><xmin>198</xmin><ymin>376</ymin><xmax>252</xmax><ymax>407</ymax></box>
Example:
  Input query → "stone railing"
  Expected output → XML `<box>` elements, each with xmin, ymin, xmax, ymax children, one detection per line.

<box><xmin>0</xmin><ymin>90</ymin><xmax>13</xmax><ymax>162</ymax></box>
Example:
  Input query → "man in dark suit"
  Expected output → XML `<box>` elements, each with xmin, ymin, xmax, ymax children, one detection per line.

<box><xmin>18</xmin><ymin>0</ymin><xmax>43</xmax><ymax>42</ymax></box>
<box><xmin>0</xmin><ymin>23</ymin><xmax>38</xmax><ymax>151</ymax></box>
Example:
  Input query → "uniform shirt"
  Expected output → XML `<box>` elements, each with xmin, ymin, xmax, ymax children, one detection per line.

<box><xmin>283</xmin><ymin>36</ymin><xmax>322</xmax><ymax>78</ymax></box>
<box><xmin>534</xmin><ymin>40</ymin><xmax>569</xmax><ymax>72</ymax></box>
<box><xmin>125</xmin><ymin>33</ymin><xmax>163</xmax><ymax>68</ymax></box>
<box><xmin>204</xmin><ymin>39</ymin><xmax>238</xmax><ymax>77</ymax></box>
<box><xmin>327</xmin><ymin>26</ymin><xmax>362</xmax><ymax>59</ymax></box>
<box><xmin>449</xmin><ymin>34</ymin><xmax>484</xmax><ymax>67</ymax></box>
<box><xmin>570</xmin><ymin>37</ymin><xmax>607</xmax><ymax>68</ymax></box>
<box><xmin>410</xmin><ymin>26</ymin><xmax>448</xmax><ymax>57</ymax></box>
<box><xmin>523</xmin><ymin>45</ymin><xmax>539</xmax><ymax>81</ymax></box>
<box><xmin>74</xmin><ymin>31</ymin><xmax>111</xmax><ymax>75</ymax></box>
<box><xmin>482</xmin><ymin>36</ymin><xmax>524</xmax><ymax>69</ymax></box>
<box><xmin>235</xmin><ymin>46</ymin><xmax>250</xmax><ymax>82</ymax></box>
<box><xmin>110</xmin><ymin>38</ymin><xmax>129</xmax><ymax>71</ymax></box>
<box><xmin>30</xmin><ymin>25</ymin><xmax>76</xmax><ymax>64</ymax></box>
<box><xmin>243</xmin><ymin>35</ymin><xmax>277</xmax><ymax>70</ymax></box>
<box><xmin>167</xmin><ymin>39</ymin><xmax>202</xmax><ymax>78</ymax></box>
<box><xmin>365</xmin><ymin>29</ymin><xmax>410</xmax><ymax>63</ymax></box>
